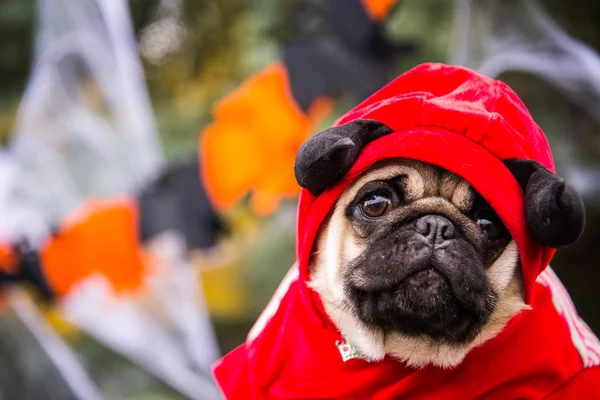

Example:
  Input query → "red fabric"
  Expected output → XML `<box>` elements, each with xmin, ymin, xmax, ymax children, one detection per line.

<box><xmin>213</xmin><ymin>63</ymin><xmax>600</xmax><ymax>399</ymax></box>
<box><xmin>544</xmin><ymin>366</ymin><xmax>600</xmax><ymax>399</ymax></box>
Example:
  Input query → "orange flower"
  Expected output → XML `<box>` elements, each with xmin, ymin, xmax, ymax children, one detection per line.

<box><xmin>200</xmin><ymin>62</ymin><xmax>332</xmax><ymax>216</ymax></box>
<box><xmin>360</xmin><ymin>0</ymin><xmax>399</xmax><ymax>21</ymax></box>
<box><xmin>41</xmin><ymin>197</ymin><xmax>147</xmax><ymax>297</ymax></box>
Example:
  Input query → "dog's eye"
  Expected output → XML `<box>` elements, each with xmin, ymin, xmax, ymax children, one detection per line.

<box><xmin>360</xmin><ymin>194</ymin><xmax>391</xmax><ymax>218</ymax></box>
<box><xmin>476</xmin><ymin>211</ymin><xmax>504</xmax><ymax>240</ymax></box>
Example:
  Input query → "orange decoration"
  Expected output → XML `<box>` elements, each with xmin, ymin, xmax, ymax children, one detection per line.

<box><xmin>0</xmin><ymin>241</ymin><xmax>17</xmax><ymax>274</ymax></box>
<box><xmin>360</xmin><ymin>0</ymin><xmax>399</xmax><ymax>21</ymax></box>
<box><xmin>0</xmin><ymin>241</ymin><xmax>17</xmax><ymax>311</ymax></box>
<box><xmin>200</xmin><ymin>62</ymin><xmax>332</xmax><ymax>216</ymax></box>
<box><xmin>41</xmin><ymin>197</ymin><xmax>147</xmax><ymax>297</ymax></box>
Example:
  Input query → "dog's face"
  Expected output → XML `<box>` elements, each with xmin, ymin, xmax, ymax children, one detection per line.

<box><xmin>310</xmin><ymin>159</ymin><xmax>527</xmax><ymax>368</ymax></box>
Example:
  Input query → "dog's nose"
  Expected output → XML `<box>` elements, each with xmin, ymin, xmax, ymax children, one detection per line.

<box><xmin>416</xmin><ymin>215</ymin><xmax>455</xmax><ymax>245</ymax></box>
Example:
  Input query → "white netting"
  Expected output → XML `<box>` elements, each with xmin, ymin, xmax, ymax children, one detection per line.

<box><xmin>60</xmin><ymin>232</ymin><xmax>221</xmax><ymax>400</ymax></box>
<box><xmin>7</xmin><ymin>0</ymin><xmax>164</xmax><ymax>235</ymax></box>
<box><xmin>0</xmin><ymin>0</ymin><xmax>221</xmax><ymax>398</ymax></box>
<box><xmin>450</xmin><ymin>0</ymin><xmax>600</xmax><ymax>197</ymax></box>
<box><xmin>451</xmin><ymin>0</ymin><xmax>600</xmax><ymax>120</ymax></box>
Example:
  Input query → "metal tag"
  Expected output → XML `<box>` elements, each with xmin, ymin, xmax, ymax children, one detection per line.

<box><xmin>336</xmin><ymin>337</ymin><xmax>369</xmax><ymax>362</ymax></box>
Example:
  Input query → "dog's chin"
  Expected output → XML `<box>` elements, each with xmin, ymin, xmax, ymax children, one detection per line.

<box><xmin>346</xmin><ymin>268</ymin><xmax>497</xmax><ymax>344</ymax></box>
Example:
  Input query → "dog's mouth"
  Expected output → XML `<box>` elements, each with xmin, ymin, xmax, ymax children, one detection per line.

<box><xmin>345</xmin><ymin>266</ymin><xmax>496</xmax><ymax>344</ymax></box>
<box><xmin>404</xmin><ymin>268</ymin><xmax>449</xmax><ymax>296</ymax></box>
<box><xmin>341</xmin><ymin>210</ymin><xmax>505</xmax><ymax>344</ymax></box>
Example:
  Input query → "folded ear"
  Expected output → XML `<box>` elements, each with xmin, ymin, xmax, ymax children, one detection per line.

<box><xmin>294</xmin><ymin>120</ymin><xmax>393</xmax><ymax>195</ymax></box>
<box><xmin>504</xmin><ymin>159</ymin><xmax>585</xmax><ymax>247</ymax></box>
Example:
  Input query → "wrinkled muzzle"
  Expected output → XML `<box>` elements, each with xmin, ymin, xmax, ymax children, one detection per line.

<box><xmin>344</xmin><ymin>215</ymin><xmax>497</xmax><ymax>343</ymax></box>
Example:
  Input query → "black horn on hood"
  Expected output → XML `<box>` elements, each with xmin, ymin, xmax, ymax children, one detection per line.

<box><xmin>504</xmin><ymin>159</ymin><xmax>585</xmax><ymax>247</ymax></box>
<box><xmin>294</xmin><ymin>119</ymin><xmax>393</xmax><ymax>195</ymax></box>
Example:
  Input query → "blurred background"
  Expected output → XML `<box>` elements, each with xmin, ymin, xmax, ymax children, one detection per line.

<box><xmin>0</xmin><ymin>0</ymin><xmax>599</xmax><ymax>398</ymax></box>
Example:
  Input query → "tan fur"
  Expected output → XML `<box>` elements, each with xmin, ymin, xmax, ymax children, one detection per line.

<box><xmin>309</xmin><ymin>160</ymin><xmax>527</xmax><ymax>368</ymax></box>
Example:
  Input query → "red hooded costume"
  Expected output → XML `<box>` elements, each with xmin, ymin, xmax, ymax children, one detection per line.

<box><xmin>212</xmin><ymin>63</ymin><xmax>600</xmax><ymax>399</ymax></box>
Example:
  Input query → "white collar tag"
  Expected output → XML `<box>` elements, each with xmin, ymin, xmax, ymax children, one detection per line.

<box><xmin>336</xmin><ymin>337</ymin><xmax>370</xmax><ymax>362</ymax></box>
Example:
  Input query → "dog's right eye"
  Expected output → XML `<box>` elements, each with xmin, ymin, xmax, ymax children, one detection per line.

<box><xmin>360</xmin><ymin>194</ymin><xmax>391</xmax><ymax>218</ymax></box>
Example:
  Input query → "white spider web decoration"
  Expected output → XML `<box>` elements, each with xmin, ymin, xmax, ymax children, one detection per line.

<box><xmin>450</xmin><ymin>0</ymin><xmax>600</xmax><ymax>198</ymax></box>
<box><xmin>0</xmin><ymin>0</ymin><xmax>221</xmax><ymax>398</ymax></box>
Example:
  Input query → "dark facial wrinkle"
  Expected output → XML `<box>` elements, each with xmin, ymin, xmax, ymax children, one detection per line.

<box><xmin>339</xmin><ymin>168</ymin><xmax>513</xmax><ymax>344</ymax></box>
<box><xmin>343</xmin><ymin>222</ymin><xmax>497</xmax><ymax>343</ymax></box>
<box><xmin>350</xmin><ymin>197</ymin><xmax>485</xmax><ymax>250</ymax></box>
<box><xmin>344</xmin><ymin>246</ymin><xmax>497</xmax><ymax>343</ymax></box>
<box><xmin>346</xmin><ymin>220</ymin><xmax>488</xmax><ymax>300</ymax></box>
<box><xmin>343</xmin><ymin>207</ymin><xmax>502</xmax><ymax>344</ymax></box>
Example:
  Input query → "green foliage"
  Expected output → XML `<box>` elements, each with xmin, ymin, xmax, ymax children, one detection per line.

<box><xmin>0</xmin><ymin>311</ymin><xmax>76</xmax><ymax>400</ymax></box>
<box><xmin>0</xmin><ymin>0</ymin><xmax>35</xmax><ymax>98</ymax></box>
<box><xmin>0</xmin><ymin>0</ymin><xmax>35</xmax><ymax>141</ymax></box>
<box><xmin>386</xmin><ymin>0</ymin><xmax>453</xmax><ymax>66</ymax></box>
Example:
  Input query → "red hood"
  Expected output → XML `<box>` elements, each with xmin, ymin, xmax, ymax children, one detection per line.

<box><xmin>297</xmin><ymin>62</ymin><xmax>556</xmax><ymax>304</ymax></box>
<box><xmin>211</xmin><ymin>63</ymin><xmax>599</xmax><ymax>400</ymax></box>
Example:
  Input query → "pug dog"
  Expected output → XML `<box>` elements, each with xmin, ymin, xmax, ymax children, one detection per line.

<box><xmin>213</xmin><ymin>64</ymin><xmax>595</xmax><ymax>399</ymax></box>
<box><xmin>308</xmin><ymin>158</ymin><xmax>526</xmax><ymax>368</ymax></box>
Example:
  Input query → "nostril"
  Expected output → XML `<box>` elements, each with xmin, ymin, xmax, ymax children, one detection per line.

<box><xmin>416</xmin><ymin>216</ymin><xmax>437</xmax><ymax>243</ymax></box>
<box><xmin>416</xmin><ymin>215</ymin><xmax>455</xmax><ymax>244</ymax></box>
<box><xmin>416</xmin><ymin>217</ymin><xmax>432</xmax><ymax>237</ymax></box>
<box><xmin>440</xmin><ymin>222</ymin><xmax>455</xmax><ymax>240</ymax></box>
<box><xmin>422</xmin><ymin>223</ymin><xmax>431</xmax><ymax>237</ymax></box>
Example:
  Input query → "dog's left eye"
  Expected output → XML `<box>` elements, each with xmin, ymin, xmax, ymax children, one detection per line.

<box><xmin>476</xmin><ymin>211</ymin><xmax>504</xmax><ymax>239</ymax></box>
<box><xmin>360</xmin><ymin>194</ymin><xmax>391</xmax><ymax>218</ymax></box>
